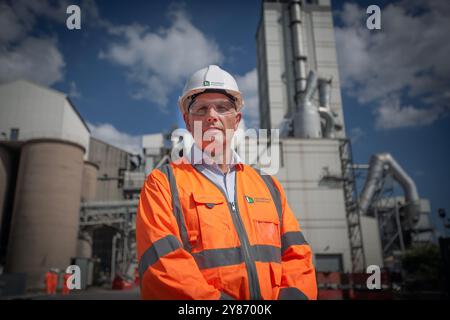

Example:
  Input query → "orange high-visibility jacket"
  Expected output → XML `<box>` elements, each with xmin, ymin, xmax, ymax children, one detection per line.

<box><xmin>136</xmin><ymin>162</ymin><xmax>317</xmax><ymax>300</ymax></box>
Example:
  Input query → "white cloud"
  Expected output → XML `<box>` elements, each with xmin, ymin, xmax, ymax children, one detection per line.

<box><xmin>236</xmin><ymin>68</ymin><xmax>259</xmax><ymax>129</ymax></box>
<box><xmin>0</xmin><ymin>1</ymin><xmax>66</xmax><ymax>86</ymax></box>
<box><xmin>87</xmin><ymin>122</ymin><xmax>142</xmax><ymax>155</ymax></box>
<box><xmin>374</xmin><ymin>96</ymin><xmax>443</xmax><ymax>130</ymax></box>
<box><xmin>0</xmin><ymin>2</ymin><xmax>25</xmax><ymax>42</ymax></box>
<box><xmin>0</xmin><ymin>37</ymin><xmax>65</xmax><ymax>86</ymax></box>
<box><xmin>69</xmin><ymin>81</ymin><xmax>81</xmax><ymax>99</ymax></box>
<box><xmin>335</xmin><ymin>0</ymin><xmax>450</xmax><ymax>129</ymax></box>
<box><xmin>349</xmin><ymin>127</ymin><xmax>365</xmax><ymax>144</ymax></box>
<box><xmin>100</xmin><ymin>8</ymin><xmax>224</xmax><ymax>109</ymax></box>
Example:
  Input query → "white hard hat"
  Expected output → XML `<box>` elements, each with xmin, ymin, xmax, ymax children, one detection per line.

<box><xmin>178</xmin><ymin>65</ymin><xmax>244</xmax><ymax>114</ymax></box>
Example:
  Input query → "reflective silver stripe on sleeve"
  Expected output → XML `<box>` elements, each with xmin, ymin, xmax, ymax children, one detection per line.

<box><xmin>252</xmin><ymin>167</ymin><xmax>283</xmax><ymax>227</ymax></box>
<box><xmin>278</xmin><ymin>287</ymin><xmax>309</xmax><ymax>300</ymax></box>
<box><xmin>158</xmin><ymin>164</ymin><xmax>191</xmax><ymax>252</ymax></box>
<box><xmin>281</xmin><ymin>231</ymin><xmax>308</xmax><ymax>254</ymax></box>
<box><xmin>252</xmin><ymin>245</ymin><xmax>281</xmax><ymax>263</ymax></box>
<box><xmin>220</xmin><ymin>292</ymin><xmax>235</xmax><ymax>300</ymax></box>
<box><xmin>138</xmin><ymin>235</ymin><xmax>181</xmax><ymax>279</ymax></box>
<box><xmin>192</xmin><ymin>245</ymin><xmax>281</xmax><ymax>270</ymax></box>
<box><xmin>192</xmin><ymin>247</ymin><xmax>243</xmax><ymax>269</ymax></box>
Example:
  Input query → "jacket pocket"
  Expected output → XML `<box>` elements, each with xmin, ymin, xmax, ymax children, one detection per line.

<box><xmin>270</xmin><ymin>262</ymin><xmax>282</xmax><ymax>287</ymax></box>
<box><xmin>253</xmin><ymin>211</ymin><xmax>281</xmax><ymax>247</ymax></box>
<box><xmin>191</xmin><ymin>193</ymin><xmax>237</xmax><ymax>249</ymax></box>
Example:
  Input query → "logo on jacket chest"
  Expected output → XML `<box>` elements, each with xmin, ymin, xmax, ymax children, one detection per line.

<box><xmin>245</xmin><ymin>195</ymin><xmax>271</xmax><ymax>204</ymax></box>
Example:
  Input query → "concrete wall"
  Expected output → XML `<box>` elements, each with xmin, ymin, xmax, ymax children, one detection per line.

<box><xmin>257</xmin><ymin>2</ymin><xmax>288</xmax><ymax>130</ymax></box>
<box><xmin>273</xmin><ymin>138</ymin><xmax>352</xmax><ymax>272</ymax></box>
<box><xmin>360</xmin><ymin>215</ymin><xmax>384</xmax><ymax>267</ymax></box>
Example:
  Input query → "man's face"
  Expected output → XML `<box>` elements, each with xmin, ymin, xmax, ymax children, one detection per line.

<box><xmin>183</xmin><ymin>92</ymin><xmax>242</xmax><ymax>154</ymax></box>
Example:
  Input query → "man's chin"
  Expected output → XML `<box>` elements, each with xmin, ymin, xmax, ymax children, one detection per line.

<box><xmin>201</xmin><ymin>141</ymin><xmax>224</xmax><ymax>152</ymax></box>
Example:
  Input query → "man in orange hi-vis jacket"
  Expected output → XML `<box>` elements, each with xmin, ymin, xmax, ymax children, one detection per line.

<box><xmin>136</xmin><ymin>65</ymin><xmax>317</xmax><ymax>300</ymax></box>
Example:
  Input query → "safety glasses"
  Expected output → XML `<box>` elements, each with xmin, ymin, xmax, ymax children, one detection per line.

<box><xmin>188</xmin><ymin>99</ymin><xmax>237</xmax><ymax>116</ymax></box>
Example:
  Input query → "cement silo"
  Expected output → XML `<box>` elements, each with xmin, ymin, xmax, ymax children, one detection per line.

<box><xmin>6</xmin><ymin>139</ymin><xmax>84</xmax><ymax>289</ymax></box>
<box><xmin>81</xmin><ymin>161</ymin><xmax>98</xmax><ymax>202</ymax></box>
<box><xmin>78</xmin><ymin>161</ymin><xmax>97</xmax><ymax>260</ymax></box>
<box><xmin>0</xmin><ymin>145</ymin><xmax>12</xmax><ymax>233</ymax></box>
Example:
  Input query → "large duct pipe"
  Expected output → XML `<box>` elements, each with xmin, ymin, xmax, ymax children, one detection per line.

<box><xmin>359</xmin><ymin>153</ymin><xmax>421</xmax><ymax>229</ymax></box>
<box><xmin>318</xmin><ymin>107</ymin><xmax>334</xmax><ymax>138</ymax></box>
<box><xmin>318</xmin><ymin>78</ymin><xmax>332</xmax><ymax>110</ymax></box>
<box><xmin>293</xmin><ymin>71</ymin><xmax>322</xmax><ymax>138</ymax></box>
<box><xmin>288</xmin><ymin>0</ymin><xmax>307</xmax><ymax>104</ymax></box>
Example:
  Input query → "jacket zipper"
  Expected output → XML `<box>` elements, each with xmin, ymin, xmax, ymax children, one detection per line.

<box><xmin>229</xmin><ymin>200</ymin><xmax>261</xmax><ymax>300</ymax></box>
<box><xmin>191</xmin><ymin>166</ymin><xmax>261</xmax><ymax>300</ymax></box>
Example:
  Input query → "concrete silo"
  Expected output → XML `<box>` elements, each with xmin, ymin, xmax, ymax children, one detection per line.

<box><xmin>6</xmin><ymin>139</ymin><xmax>84</xmax><ymax>289</ymax></box>
<box><xmin>81</xmin><ymin>161</ymin><xmax>98</xmax><ymax>203</ymax></box>
<box><xmin>0</xmin><ymin>145</ymin><xmax>12</xmax><ymax>234</ymax></box>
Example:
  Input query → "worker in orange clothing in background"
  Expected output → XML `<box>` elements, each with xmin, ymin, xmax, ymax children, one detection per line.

<box><xmin>136</xmin><ymin>65</ymin><xmax>317</xmax><ymax>300</ymax></box>
<box><xmin>62</xmin><ymin>272</ymin><xmax>71</xmax><ymax>295</ymax></box>
<box><xmin>45</xmin><ymin>269</ymin><xmax>58</xmax><ymax>294</ymax></box>
<box><xmin>134</xmin><ymin>267</ymin><xmax>139</xmax><ymax>286</ymax></box>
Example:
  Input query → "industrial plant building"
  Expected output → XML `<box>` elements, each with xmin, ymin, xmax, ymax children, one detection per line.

<box><xmin>0</xmin><ymin>80</ymin><xmax>139</xmax><ymax>292</ymax></box>
<box><xmin>0</xmin><ymin>0</ymin><xmax>438</xmax><ymax>297</ymax></box>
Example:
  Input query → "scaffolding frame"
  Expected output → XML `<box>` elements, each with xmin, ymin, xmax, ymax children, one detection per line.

<box><xmin>339</xmin><ymin>139</ymin><xmax>366</xmax><ymax>272</ymax></box>
<box><xmin>79</xmin><ymin>200</ymin><xmax>137</xmax><ymax>279</ymax></box>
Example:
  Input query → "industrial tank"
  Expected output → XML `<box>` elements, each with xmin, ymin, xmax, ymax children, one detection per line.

<box><xmin>0</xmin><ymin>145</ymin><xmax>12</xmax><ymax>233</ymax></box>
<box><xmin>76</xmin><ymin>231</ymin><xmax>93</xmax><ymax>258</ymax></box>
<box><xmin>81</xmin><ymin>161</ymin><xmax>98</xmax><ymax>202</ymax></box>
<box><xmin>6</xmin><ymin>139</ymin><xmax>84</xmax><ymax>289</ymax></box>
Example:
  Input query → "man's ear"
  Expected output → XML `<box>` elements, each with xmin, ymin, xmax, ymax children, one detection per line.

<box><xmin>234</xmin><ymin>112</ymin><xmax>242</xmax><ymax>130</ymax></box>
<box><xmin>183</xmin><ymin>113</ymin><xmax>191</xmax><ymax>131</ymax></box>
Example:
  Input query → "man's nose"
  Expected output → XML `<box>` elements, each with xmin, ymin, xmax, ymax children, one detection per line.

<box><xmin>205</xmin><ymin>106</ymin><xmax>219</xmax><ymax>122</ymax></box>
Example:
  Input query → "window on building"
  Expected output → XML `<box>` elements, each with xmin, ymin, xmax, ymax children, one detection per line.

<box><xmin>10</xmin><ymin>128</ymin><xmax>19</xmax><ymax>141</ymax></box>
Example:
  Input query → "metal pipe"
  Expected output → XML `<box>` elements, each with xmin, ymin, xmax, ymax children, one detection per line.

<box><xmin>318</xmin><ymin>78</ymin><xmax>332</xmax><ymax>109</ymax></box>
<box><xmin>288</xmin><ymin>0</ymin><xmax>307</xmax><ymax>104</ymax></box>
<box><xmin>303</xmin><ymin>70</ymin><xmax>317</xmax><ymax>103</ymax></box>
<box><xmin>318</xmin><ymin>107</ymin><xmax>334</xmax><ymax>138</ymax></box>
<box><xmin>111</xmin><ymin>233</ymin><xmax>121</xmax><ymax>283</ymax></box>
<box><xmin>293</xmin><ymin>70</ymin><xmax>322</xmax><ymax>138</ymax></box>
<box><xmin>81</xmin><ymin>199</ymin><xmax>138</xmax><ymax>209</ymax></box>
<box><xmin>359</xmin><ymin>153</ymin><xmax>421</xmax><ymax>229</ymax></box>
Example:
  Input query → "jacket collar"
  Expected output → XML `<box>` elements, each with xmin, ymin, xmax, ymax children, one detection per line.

<box><xmin>184</xmin><ymin>143</ymin><xmax>244</xmax><ymax>171</ymax></box>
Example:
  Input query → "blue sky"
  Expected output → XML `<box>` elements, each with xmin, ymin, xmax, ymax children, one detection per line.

<box><xmin>1</xmin><ymin>0</ymin><xmax>449</xmax><ymax>236</ymax></box>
